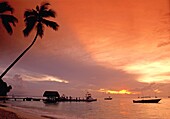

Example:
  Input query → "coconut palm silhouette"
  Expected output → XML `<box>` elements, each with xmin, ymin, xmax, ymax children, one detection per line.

<box><xmin>0</xmin><ymin>1</ymin><xmax>17</xmax><ymax>96</ymax></box>
<box><xmin>0</xmin><ymin>2</ymin><xmax>59</xmax><ymax>79</ymax></box>
<box><xmin>0</xmin><ymin>1</ymin><xmax>18</xmax><ymax>35</ymax></box>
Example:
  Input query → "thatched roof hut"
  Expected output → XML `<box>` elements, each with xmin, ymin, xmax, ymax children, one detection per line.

<box><xmin>43</xmin><ymin>91</ymin><xmax>60</xmax><ymax>98</ymax></box>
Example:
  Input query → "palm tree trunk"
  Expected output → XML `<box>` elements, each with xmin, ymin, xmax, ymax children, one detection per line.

<box><xmin>0</xmin><ymin>32</ymin><xmax>39</xmax><ymax>79</ymax></box>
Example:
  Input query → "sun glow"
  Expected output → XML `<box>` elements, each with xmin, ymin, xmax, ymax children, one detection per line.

<box><xmin>123</xmin><ymin>61</ymin><xmax>170</xmax><ymax>83</ymax></box>
<box><xmin>153</xmin><ymin>89</ymin><xmax>161</xmax><ymax>93</ymax></box>
<box><xmin>99</xmin><ymin>88</ymin><xmax>135</xmax><ymax>94</ymax></box>
<box><xmin>46</xmin><ymin>76</ymin><xmax>69</xmax><ymax>83</ymax></box>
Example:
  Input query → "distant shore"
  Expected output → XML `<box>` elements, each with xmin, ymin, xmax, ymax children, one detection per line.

<box><xmin>0</xmin><ymin>102</ymin><xmax>54</xmax><ymax>119</ymax></box>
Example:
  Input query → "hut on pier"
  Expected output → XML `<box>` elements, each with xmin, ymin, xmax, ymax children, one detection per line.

<box><xmin>43</xmin><ymin>91</ymin><xmax>60</xmax><ymax>103</ymax></box>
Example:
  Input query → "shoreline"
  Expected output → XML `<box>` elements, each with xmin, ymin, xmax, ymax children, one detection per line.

<box><xmin>0</xmin><ymin>102</ymin><xmax>58</xmax><ymax>119</ymax></box>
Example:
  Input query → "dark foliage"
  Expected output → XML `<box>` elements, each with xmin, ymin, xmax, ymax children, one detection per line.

<box><xmin>23</xmin><ymin>2</ymin><xmax>59</xmax><ymax>37</ymax></box>
<box><xmin>0</xmin><ymin>1</ymin><xmax>18</xmax><ymax>35</ymax></box>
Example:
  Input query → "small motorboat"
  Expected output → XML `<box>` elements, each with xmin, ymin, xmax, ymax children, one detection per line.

<box><xmin>85</xmin><ymin>92</ymin><xmax>97</xmax><ymax>102</ymax></box>
<box><xmin>133</xmin><ymin>98</ymin><xmax>161</xmax><ymax>103</ymax></box>
<box><xmin>104</xmin><ymin>96</ymin><xmax>112</xmax><ymax>100</ymax></box>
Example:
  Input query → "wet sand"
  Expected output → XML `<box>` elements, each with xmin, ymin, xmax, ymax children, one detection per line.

<box><xmin>0</xmin><ymin>103</ymin><xmax>48</xmax><ymax>119</ymax></box>
<box><xmin>0</xmin><ymin>108</ymin><xmax>21</xmax><ymax>119</ymax></box>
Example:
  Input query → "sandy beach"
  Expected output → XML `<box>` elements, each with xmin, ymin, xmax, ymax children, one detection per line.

<box><xmin>0</xmin><ymin>107</ymin><xmax>21</xmax><ymax>119</ymax></box>
<box><xmin>0</xmin><ymin>103</ymin><xmax>49</xmax><ymax>119</ymax></box>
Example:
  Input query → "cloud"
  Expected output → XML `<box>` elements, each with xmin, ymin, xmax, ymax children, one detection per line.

<box><xmin>157</xmin><ymin>41</ymin><xmax>170</xmax><ymax>47</ymax></box>
<box><xmin>13</xmin><ymin>54</ymin><xmax>137</xmax><ymax>87</ymax></box>
<box><xmin>22</xmin><ymin>73</ymin><xmax>69</xmax><ymax>83</ymax></box>
<box><xmin>1</xmin><ymin>0</ymin><xmax>170</xmax><ymax>97</ymax></box>
<box><xmin>4</xmin><ymin>74</ymin><xmax>26</xmax><ymax>95</ymax></box>
<box><xmin>98</xmin><ymin>88</ymin><xmax>136</xmax><ymax>95</ymax></box>
<box><xmin>122</xmin><ymin>60</ymin><xmax>170</xmax><ymax>83</ymax></box>
<box><xmin>4</xmin><ymin>74</ymin><xmax>70</xmax><ymax>96</ymax></box>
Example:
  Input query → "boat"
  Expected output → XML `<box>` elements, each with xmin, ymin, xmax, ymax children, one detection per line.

<box><xmin>85</xmin><ymin>92</ymin><xmax>97</xmax><ymax>102</ymax></box>
<box><xmin>133</xmin><ymin>98</ymin><xmax>161</xmax><ymax>103</ymax></box>
<box><xmin>104</xmin><ymin>96</ymin><xmax>112</xmax><ymax>100</ymax></box>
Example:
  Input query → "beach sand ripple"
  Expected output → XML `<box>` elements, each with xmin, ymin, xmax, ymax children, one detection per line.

<box><xmin>0</xmin><ymin>108</ymin><xmax>21</xmax><ymax>119</ymax></box>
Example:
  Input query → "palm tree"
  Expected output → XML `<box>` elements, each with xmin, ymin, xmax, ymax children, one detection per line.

<box><xmin>0</xmin><ymin>1</ymin><xmax>18</xmax><ymax>96</ymax></box>
<box><xmin>0</xmin><ymin>2</ymin><xmax>59</xmax><ymax>79</ymax></box>
<box><xmin>0</xmin><ymin>1</ymin><xmax>18</xmax><ymax>35</ymax></box>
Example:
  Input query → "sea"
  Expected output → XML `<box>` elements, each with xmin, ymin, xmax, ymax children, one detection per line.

<box><xmin>6</xmin><ymin>97</ymin><xmax>170</xmax><ymax>119</ymax></box>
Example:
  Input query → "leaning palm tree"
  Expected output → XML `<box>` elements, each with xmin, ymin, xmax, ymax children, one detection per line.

<box><xmin>0</xmin><ymin>2</ymin><xmax>59</xmax><ymax>79</ymax></box>
<box><xmin>0</xmin><ymin>1</ymin><xmax>18</xmax><ymax>35</ymax></box>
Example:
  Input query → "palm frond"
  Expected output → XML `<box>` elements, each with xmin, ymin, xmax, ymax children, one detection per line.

<box><xmin>40</xmin><ymin>2</ymin><xmax>50</xmax><ymax>11</ymax></box>
<box><xmin>0</xmin><ymin>14</ymin><xmax>18</xmax><ymax>25</ymax></box>
<box><xmin>0</xmin><ymin>2</ymin><xmax>14</xmax><ymax>13</ymax></box>
<box><xmin>36</xmin><ymin>5</ymin><xmax>39</xmax><ymax>11</ymax></box>
<box><xmin>2</xmin><ymin>19</ymin><xmax>12</xmax><ymax>34</ymax></box>
<box><xmin>42</xmin><ymin>18</ymin><xmax>59</xmax><ymax>30</ymax></box>
<box><xmin>24</xmin><ymin>9</ymin><xmax>37</xmax><ymax>18</ymax></box>
<box><xmin>36</xmin><ymin>22</ymin><xmax>44</xmax><ymax>38</ymax></box>
<box><xmin>23</xmin><ymin>2</ymin><xmax>59</xmax><ymax>38</ymax></box>
<box><xmin>40</xmin><ymin>9</ymin><xmax>56</xmax><ymax>18</ymax></box>
<box><xmin>23</xmin><ymin>16</ymin><xmax>37</xmax><ymax>36</ymax></box>
<box><xmin>0</xmin><ymin>14</ymin><xmax>18</xmax><ymax>34</ymax></box>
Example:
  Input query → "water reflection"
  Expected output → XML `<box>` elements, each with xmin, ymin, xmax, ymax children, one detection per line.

<box><xmin>9</xmin><ymin>97</ymin><xmax>170</xmax><ymax>119</ymax></box>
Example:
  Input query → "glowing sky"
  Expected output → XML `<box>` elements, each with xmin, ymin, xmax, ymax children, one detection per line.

<box><xmin>0</xmin><ymin>0</ymin><xmax>170</xmax><ymax>97</ymax></box>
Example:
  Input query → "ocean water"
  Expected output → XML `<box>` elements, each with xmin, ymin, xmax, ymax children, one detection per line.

<box><xmin>7</xmin><ymin>97</ymin><xmax>170</xmax><ymax>119</ymax></box>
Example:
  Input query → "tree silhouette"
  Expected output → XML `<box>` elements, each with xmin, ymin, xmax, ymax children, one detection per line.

<box><xmin>0</xmin><ymin>1</ymin><xmax>17</xmax><ymax>96</ymax></box>
<box><xmin>0</xmin><ymin>1</ymin><xmax>18</xmax><ymax>35</ymax></box>
<box><xmin>0</xmin><ymin>2</ymin><xmax>59</xmax><ymax>79</ymax></box>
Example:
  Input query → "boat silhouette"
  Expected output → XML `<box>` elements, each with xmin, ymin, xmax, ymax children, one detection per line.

<box><xmin>133</xmin><ymin>97</ymin><xmax>161</xmax><ymax>103</ymax></box>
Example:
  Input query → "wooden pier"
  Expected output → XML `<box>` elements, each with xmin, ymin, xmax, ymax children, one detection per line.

<box><xmin>0</xmin><ymin>96</ymin><xmax>42</xmax><ymax>102</ymax></box>
<box><xmin>0</xmin><ymin>91</ymin><xmax>97</xmax><ymax>103</ymax></box>
<box><xmin>0</xmin><ymin>96</ymin><xmax>97</xmax><ymax>102</ymax></box>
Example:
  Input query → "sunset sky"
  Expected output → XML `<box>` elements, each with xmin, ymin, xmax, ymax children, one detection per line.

<box><xmin>0</xmin><ymin>0</ymin><xmax>170</xmax><ymax>97</ymax></box>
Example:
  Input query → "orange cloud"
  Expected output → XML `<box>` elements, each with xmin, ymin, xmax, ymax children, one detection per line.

<box><xmin>98</xmin><ymin>88</ymin><xmax>137</xmax><ymax>94</ymax></box>
<box><xmin>123</xmin><ymin>60</ymin><xmax>170</xmax><ymax>83</ymax></box>
<box><xmin>153</xmin><ymin>89</ymin><xmax>161</xmax><ymax>93</ymax></box>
